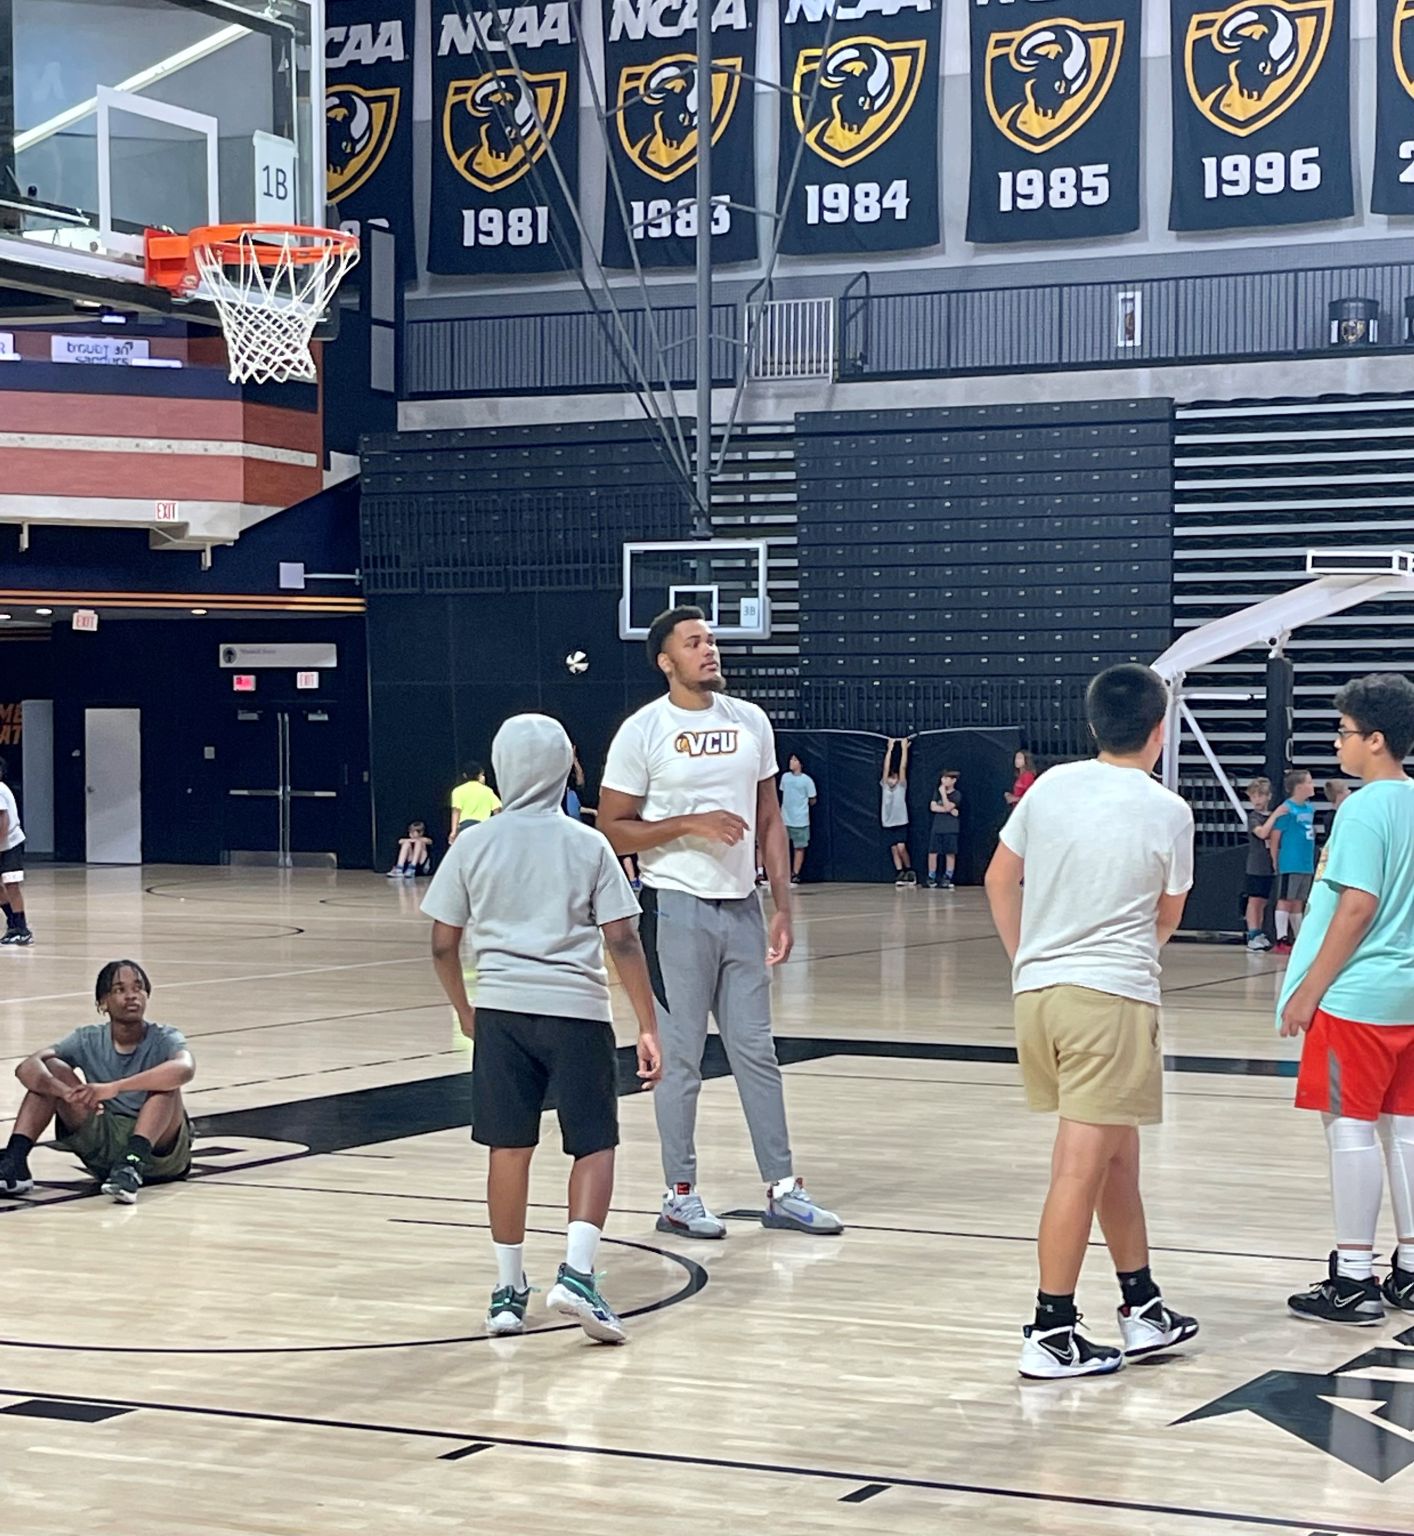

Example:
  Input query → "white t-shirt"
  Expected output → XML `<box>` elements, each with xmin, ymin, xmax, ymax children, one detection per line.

<box><xmin>999</xmin><ymin>759</ymin><xmax>1194</xmax><ymax>1007</ymax></box>
<box><xmin>0</xmin><ymin>781</ymin><xmax>23</xmax><ymax>852</ymax></box>
<box><xmin>602</xmin><ymin>693</ymin><xmax>777</xmax><ymax>900</ymax></box>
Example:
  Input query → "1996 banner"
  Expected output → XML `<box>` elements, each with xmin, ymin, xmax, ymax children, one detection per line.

<box><xmin>967</xmin><ymin>0</ymin><xmax>1141</xmax><ymax>244</ymax></box>
<box><xmin>428</xmin><ymin>0</ymin><xmax>582</xmax><ymax>275</ymax></box>
<box><xmin>778</xmin><ymin>0</ymin><xmax>941</xmax><ymax>255</ymax></box>
<box><xmin>1169</xmin><ymin>0</ymin><xmax>1351</xmax><ymax>231</ymax></box>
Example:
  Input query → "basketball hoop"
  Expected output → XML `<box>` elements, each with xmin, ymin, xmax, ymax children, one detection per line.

<box><xmin>145</xmin><ymin>224</ymin><xmax>359</xmax><ymax>385</ymax></box>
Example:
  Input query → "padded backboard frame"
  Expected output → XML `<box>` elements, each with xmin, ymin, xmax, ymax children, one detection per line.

<box><xmin>620</xmin><ymin>540</ymin><xmax>771</xmax><ymax>640</ymax></box>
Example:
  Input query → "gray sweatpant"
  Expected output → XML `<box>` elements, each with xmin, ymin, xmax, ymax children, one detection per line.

<box><xmin>643</xmin><ymin>887</ymin><xmax>793</xmax><ymax>1187</ymax></box>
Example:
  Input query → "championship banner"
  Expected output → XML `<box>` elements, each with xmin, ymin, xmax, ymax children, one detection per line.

<box><xmin>600</xmin><ymin>0</ymin><xmax>758</xmax><ymax>268</ymax></box>
<box><xmin>966</xmin><ymin>0</ymin><xmax>1141</xmax><ymax>244</ymax></box>
<box><xmin>777</xmin><ymin>0</ymin><xmax>941</xmax><ymax>255</ymax></box>
<box><xmin>428</xmin><ymin>0</ymin><xmax>581</xmax><ymax>275</ymax></box>
<box><xmin>325</xmin><ymin>0</ymin><xmax>417</xmax><ymax>275</ymax></box>
<box><xmin>1169</xmin><ymin>0</ymin><xmax>1352</xmax><ymax>231</ymax></box>
<box><xmin>1373</xmin><ymin>0</ymin><xmax>1414</xmax><ymax>213</ymax></box>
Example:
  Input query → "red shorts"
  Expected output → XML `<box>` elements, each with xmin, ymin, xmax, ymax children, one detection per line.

<box><xmin>1295</xmin><ymin>1009</ymin><xmax>1414</xmax><ymax>1119</ymax></box>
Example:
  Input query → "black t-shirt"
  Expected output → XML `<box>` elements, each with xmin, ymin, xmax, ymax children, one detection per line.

<box><xmin>931</xmin><ymin>786</ymin><xmax>962</xmax><ymax>834</ymax></box>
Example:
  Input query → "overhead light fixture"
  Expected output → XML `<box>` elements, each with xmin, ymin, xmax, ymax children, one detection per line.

<box><xmin>0</xmin><ymin>613</ymin><xmax>10</xmax><ymax>621</ymax></box>
<box><xmin>35</xmin><ymin>607</ymin><xmax>53</xmax><ymax>615</ymax></box>
<box><xmin>190</xmin><ymin>608</ymin><xmax>208</xmax><ymax>615</ymax></box>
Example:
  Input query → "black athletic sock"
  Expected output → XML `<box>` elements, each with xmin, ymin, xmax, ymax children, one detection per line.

<box><xmin>5</xmin><ymin>1132</ymin><xmax>35</xmax><ymax>1171</ymax></box>
<box><xmin>126</xmin><ymin>1135</ymin><xmax>154</xmax><ymax>1167</ymax></box>
<box><xmin>2</xmin><ymin>902</ymin><xmax>14</xmax><ymax>927</ymax></box>
<box><xmin>1035</xmin><ymin>1290</ymin><xmax>1077</xmax><ymax>1330</ymax></box>
<box><xmin>1118</xmin><ymin>1266</ymin><xmax>1160</xmax><ymax>1309</ymax></box>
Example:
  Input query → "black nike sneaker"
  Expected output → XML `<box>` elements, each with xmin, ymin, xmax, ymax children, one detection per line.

<box><xmin>1382</xmin><ymin>1262</ymin><xmax>1414</xmax><ymax>1312</ymax></box>
<box><xmin>1018</xmin><ymin>1317</ymin><xmax>1125</xmax><ymax>1379</ymax></box>
<box><xmin>1288</xmin><ymin>1251</ymin><xmax>1384</xmax><ymax>1325</ymax></box>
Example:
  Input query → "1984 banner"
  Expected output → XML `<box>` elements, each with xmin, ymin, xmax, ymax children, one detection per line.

<box><xmin>428</xmin><ymin>0</ymin><xmax>582</xmax><ymax>274</ymax></box>
<box><xmin>601</xmin><ymin>0</ymin><xmax>758</xmax><ymax>268</ymax></box>
<box><xmin>778</xmin><ymin>0</ymin><xmax>941</xmax><ymax>255</ymax></box>
<box><xmin>1169</xmin><ymin>0</ymin><xmax>1351</xmax><ymax>231</ymax></box>
<box><xmin>967</xmin><ymin>0</ymin><xmax>1141</xmax><ymax>243</ymax></box>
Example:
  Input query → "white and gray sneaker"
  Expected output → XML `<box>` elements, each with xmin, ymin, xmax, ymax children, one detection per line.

<box><xmin>1018</xmin><ymin>1318</ymin><xmax>1124</xmax><ymax>1380</ymax></box>
<box><xmin>656</xmin><ymin>1184</ymin><xmax>727</xmax><ymax>1239</ymax></box>
<box><xmin>762</xmin><ymin>1177</ymin><xmax>844</xmax><ymax>1235</ymax></box>
<box><xmin>1117</xmin><ymin>1296</ymin><xmax>1200</xmax><ymax>1357</ymax></box>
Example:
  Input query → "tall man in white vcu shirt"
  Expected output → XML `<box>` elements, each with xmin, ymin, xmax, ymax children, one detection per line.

<box><xmin>599</xmin><ymin>607</ymin><xmax>843</xmax><ymax>1237</ymax></box>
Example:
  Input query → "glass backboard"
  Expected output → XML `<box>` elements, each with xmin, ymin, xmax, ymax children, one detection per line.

<box><xmin>620</xmin><ymin>541</ymin><xmax>772</xmax><ymax>641</ymax></box>
<box><xmin>1</xmin><ymin>0</ymin><xmax>321</xmax><ymax>302</ymax></box>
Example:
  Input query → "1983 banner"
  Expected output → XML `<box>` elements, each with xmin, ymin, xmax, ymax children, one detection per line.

<box><xmin>601</xmin><ymin>0</ymin><xmax>758</xmax><ymax>268</ymax></box>
<box><xmin>778</xmin><ymin>0</ymin><xmax>941</xmax><ymax>255</ymax></box>
<box><xmin>428</xmin><ymin>0</ymin><xmax>582</xmax><ymax>274</ymax></box>
<box><xmin>967</xmin><ymin>0</ymin><xmax>1141</xmax><ymax>244</ymax></box>
<box><xmin>326</xmin><ymin>0</ymin><xmax>417</xmax><ymax>274</ymax></box>
<box><xmin>1372</xmin><ymin>0</ymin><xmax>1414</xmax><ymax>212</ymax></box>
<box><xmin>1169</xmin><ymin>0</ymin><xmax>1351</xmax><ymax>231</ymax></box>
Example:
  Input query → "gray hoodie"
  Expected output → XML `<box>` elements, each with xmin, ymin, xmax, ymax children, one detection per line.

<box><xmin>421</xmin><ymin>714</ymin><xmax>641</xmax><ymax>1022</ymax></box>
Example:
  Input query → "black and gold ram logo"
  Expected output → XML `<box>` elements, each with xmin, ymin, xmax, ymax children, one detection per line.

<box><xmin>1184</xmin><ymin>0</ymin><xmax>1333</xmax><ymax>135</ymax></box>
<box><xmin>983</xmin><ymin>18</ymin><xmax>1124</xmax><ymax>153</ymax></box>
<box><xmin>792</xmin><ymin>37</ymin><xmax>927</xmax><ymax>168</ymax></box>
<box><xmin>615</xmin><ymin>57</ymin><xmax>742</xmax><ymax>182</ymax></box>
<box><xmin>443</xmin><ymin>70</ymin><xmax>567</xmax><ymax>193</ymax></box>
<box><xmin>1392</xmin><ymin>0</ymin><xmax>1414</xmax><ymax>99</ymax></box>
<box><xmin>326</xmin><ymin>85</ymin><xmax>401</xmax><ymax>201</ymax></box>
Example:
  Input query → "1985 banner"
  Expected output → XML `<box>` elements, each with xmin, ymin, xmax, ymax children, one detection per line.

<box><xmin>1169</xmin><ymin>0</ymin><xmax>1351</xmax><ymax>230</ymax></box>
<box><xmin>967</xmin><ymin>0</ymin><xmax>1141</xmax><ymax>244</ymax></box>
<box><xmin>326</xmin><ymin>0</ymin><xmax>417</xmax><ymax>274</ymax></box>
<box><xmin>1372</xmin><ymin>0</ymin><xmax>1414</xmax><ymax>213</ymax></box>
<box><xmin>778</xmin><ymin>0</ymin><xmax>941</xmax><ymax>255</ymax></box>
<box><xmin>428</xmin><ymin>0</ymin><xmax>582</xmax><ymax>274</ymax></box>
<box><xmin>601</xmin><ymin>0</ymin><xmax>758</xmax><ymax>268</ymax></box>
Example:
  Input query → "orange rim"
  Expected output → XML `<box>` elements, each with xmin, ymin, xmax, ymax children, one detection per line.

<box><xmin>144</xmin><ymin>224</ymin><xmax>357</xmax><ymax>290</ymax></box>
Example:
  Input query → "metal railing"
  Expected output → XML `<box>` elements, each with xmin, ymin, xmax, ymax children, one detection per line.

<box><xmin>746</xmin><ymin>296</ymin><xmax>835</xmax><ymax>381</ymax></box>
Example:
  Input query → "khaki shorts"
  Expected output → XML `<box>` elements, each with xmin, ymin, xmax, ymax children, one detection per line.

<box><xmin>55</xmin><ymin>1112</ymin><xmax>193</xmax><ymax>1182</ymax></box>
<box><xmin>1015</xmin><ymin>985</ymin><xmax>1163</xmax><ymax>1127</ymax></box>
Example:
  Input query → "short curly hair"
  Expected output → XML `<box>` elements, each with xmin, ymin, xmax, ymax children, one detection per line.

<box><xmin>95</xmin><ymin>959</ymin><xmax>151</xmax><ymax>1006</ymax></box>
<box><xmin>1334</xmin><ymin>673</ymin><xmax>1414</xmax><ymax>761</ymax></box>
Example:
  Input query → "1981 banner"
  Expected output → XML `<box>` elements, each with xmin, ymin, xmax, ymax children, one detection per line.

<box><xmin>325</xmin><ymin>0</ymin><xmax>417</xmax><ymax>275</ymax></box>
<box><xmin>1372</xmin><ymin>0</ymin><xmax>1414</xmax><ymax>213</ymax></box>
<box><xmin>428</xmin><ymin>0</ymin><xmax>582</xmax><ymax>274</ymax></box>
<box><xmin>778</xmin><ymin>0</ymin><xmax>941</xmax><ymax>255</ymax></box>
<box><xmin>601</xmin><ymin>0</ymin><xmax>758</xmax><ymax>268</ymax></box>
<box><xmin>1169</xmin><ymin>0</ymin><xmax>1351</xmax><ymax>231</ymax></box>
<box><xmin>967</xmin><ymin>0</ymin><xmax>1141</xmax><ymax>244</ymax></box>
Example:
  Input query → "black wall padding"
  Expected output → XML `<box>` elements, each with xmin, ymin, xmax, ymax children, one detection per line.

<box><xmin>774</xmin><ymin>727</ymin><xmax>1020</xmax><ymax>885</ymax></box>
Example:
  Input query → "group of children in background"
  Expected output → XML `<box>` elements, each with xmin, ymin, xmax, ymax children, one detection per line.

<box><xmin>1244</xmin><ymin>771</ymin><xmax>1353</xmax><ymax>954</ymax></box>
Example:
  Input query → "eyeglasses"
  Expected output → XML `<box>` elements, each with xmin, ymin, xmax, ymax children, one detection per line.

<box><xmin>1334</xmin><ymin>727</ymin><xmax>1369</xmax><ymax>741</ymax></box>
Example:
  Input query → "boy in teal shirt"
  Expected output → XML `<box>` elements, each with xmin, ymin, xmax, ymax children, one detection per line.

<box><xmin>1263</xmin><ymin>769</ymin><xmax>1316</xmax><ymax>952</ymax></box>
<box><xmin>1279</xmin><ymin>674</ymin><xmax>1414</xmax><ymax>1325</ymax></box>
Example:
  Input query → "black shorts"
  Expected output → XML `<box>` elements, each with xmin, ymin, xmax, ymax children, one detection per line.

<box><xmin>471</xmin><ymin>1008</ymin><xmax>619</xmax><ymax>1158</ymax></box>
<box><xmin>929</xmin><ymin>829</ymin><xmax>959</xmax><ymax>857</ymax></box>
<box><xmin>1278</xmin><ymin>872</ymin><xmax>1314</xmax><ymax>904</ymax></box>
<box><xmin>0</xmin><ymin>840</ymin><xmax>24</xmax><ymax>883</ymax></box>
<box><xmin>1244</xmin><ymin>874</ymin><xmax>1273</xmax><ymax>901</ymax></box>
<box><xmin>883</xmin><ymin>824</ymin><xmax>909</xmax><ymax>850</ymax></box>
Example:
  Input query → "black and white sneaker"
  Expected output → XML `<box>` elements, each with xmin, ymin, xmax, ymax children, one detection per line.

<box><xmin>1</xmin><ymin>927</ymin><xmax>33</xmax><ymax>946</ymax></box>
<box><xmin>1288</xmin><ymin>1252</ymin><xmax>1385</xmax><ymax>1325</ymax></box>
<box><xmin>1118</xmin><ymin>1296</ymin><xmax>1200</xmax><ymax>1357</ymax></box>
<box><xmin>0</xmin><ymin>1154</ymin><xmax>34</xmax><ymax>1195</ymax></box>
<box><xmin>1018</xmin><ymin>1318</ymin><xmax>1125</xmax><ymax>1380</ymax></box>
<box><xmin>1382</xmin><ymin>1263</ymin><xmax>1414</xmax><ymax>1312</ymax></box>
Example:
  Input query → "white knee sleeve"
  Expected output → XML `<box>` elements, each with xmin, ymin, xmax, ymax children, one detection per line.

<box><xmin>1380</xmin><ymin>1114</ymin><xmax>1414</xmax><ymax>1240</ymax></box>
<box><xmin>1324</xmin><ymin>1114</ymin><xmax>1384</xmax><ymax>1247</ymax></box>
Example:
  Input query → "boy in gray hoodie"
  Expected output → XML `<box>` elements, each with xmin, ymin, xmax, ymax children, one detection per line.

<box><xmin>423</xmin><ymin>714</ymin><xmax>662</xmax><ymax>1343</ymax></box>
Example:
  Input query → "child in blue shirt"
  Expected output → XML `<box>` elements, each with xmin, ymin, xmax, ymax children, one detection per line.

<box><xmin>1262</xmin><ymin>769</ymin><xmax>1316</xmax><ymax>953</ymax></box>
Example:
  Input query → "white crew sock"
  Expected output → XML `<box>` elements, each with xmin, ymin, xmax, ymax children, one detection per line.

<box><xmin>1275</xmin><ymin>910</ymin><xmax>1290</xmax><ymax>939</ymax></box>
<box><xmin>770</xmin><ymin>1175</ymin><xmax>798</xmax><ymax>1200</ymax></box>
<box><xmin>1290</xmin><ymin>911</ymin><xmax>1303</xmax><ymax>939</ymax></box>
<box><xmin>1379</xmin><ymin>1115</ymin><xmax>1414</xmax><ymax>1271</ymax></box>
<box><xmin>493</xmin><ymin>1242</ymin><xmax>525</xmax><ymax>1290</ymax></box>
<box><xmin>1325</xmin><ymin>1114</ymin><xmax>1382</xmax><ymax>1279</ymax></box>
<box><xmin>566</xmin><ymin>1220</ymin><xmax>601</xmax><ymax>1275</ymax></box>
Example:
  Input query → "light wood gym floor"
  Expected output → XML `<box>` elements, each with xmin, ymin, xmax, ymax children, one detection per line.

<box><xmin>0</xmin><ymin>867</ymin><xmax>1409</xmax><ymax>1536</ymax></box>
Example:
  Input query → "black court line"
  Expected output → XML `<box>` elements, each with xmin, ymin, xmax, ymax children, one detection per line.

<box><xmin>440</xmin><ymin>1443</ymin><xmax>493</xmax><ymax>1461</ymax></box>
<box><xmin>839</xmin><ymin>1484</ymin><xmax>890</xmax><ymax>1504</ymax></box>
<box><xmin>0</xmin><ymin>1384</ymin><xmax>1406</xmax><ymax>1536</ymax></box>
<box><xmin>0</xmin><ymin>1398</ymin><xmax>132</xmax><ymax>1424</ymax></box>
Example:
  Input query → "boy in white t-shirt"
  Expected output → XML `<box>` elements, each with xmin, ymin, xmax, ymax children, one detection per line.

<box><xmin>985</xmin><ymin>664</ymin><xmax>1199</xmax><ymax>1379</ymax></box>
<box><xmin>0</xmin><ymin>758</ymin><xmax>33</xmax><ymax>947</ymax></box>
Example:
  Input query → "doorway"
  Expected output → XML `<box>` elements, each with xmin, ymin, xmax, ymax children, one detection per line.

<box><xmin>227</xmin><ymin>706</ymin><xmax>342</xmax><ymax>866</ymax></box>
<box><xmin>85</xmin><ymin>708</ymin><xmax>142</xmax><ymax>864</ymax></box>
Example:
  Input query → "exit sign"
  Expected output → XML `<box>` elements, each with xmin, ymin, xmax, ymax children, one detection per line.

<box><xmin>232</xmin><ymin>674</ymin><xmax>256</xmax><ymax>692</ymax></box>
<box><xmin>155</xmin><ymin>500</ymin><xmax>180</xmax><ymax>522</ymax></box>
<box><xmin>295</xmin><ymin>671</ymin><xmax>319</xmax><ymax>690</ymax></box>
<box><xmin>71</xmin><ymin>609</ymin><xmax>99</xmax><ymax>632</ymax></box>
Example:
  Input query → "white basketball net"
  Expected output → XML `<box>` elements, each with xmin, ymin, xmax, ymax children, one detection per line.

<box><xmin>193</xmin><ymin>229</ymin><xmax>359</xmax><ymax>385</ymax></box>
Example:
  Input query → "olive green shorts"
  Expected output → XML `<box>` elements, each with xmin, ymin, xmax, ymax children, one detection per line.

<box><xmin>55</xmin><ymin>1112</ymin><xmax>193</xmax><ymax>1181</ymax></box>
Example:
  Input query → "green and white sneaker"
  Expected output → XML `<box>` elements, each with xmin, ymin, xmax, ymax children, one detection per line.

<box><xmin>546</xmin><ymin>1263</ymin><xmax>627</xmax><ymax>1344</ymax></box>
<box><xmin>486</xmin><ymin>1280</ymin><xmax>533</xmax><ymax>1336</ymax></box>
<box><xmin>101</xmin><ymin>1158</ymin><xmax>142</xmax><ymax>1205</ymax></box>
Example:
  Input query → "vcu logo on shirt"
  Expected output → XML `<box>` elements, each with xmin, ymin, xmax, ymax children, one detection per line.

<box><xmin>616</xmin><ymin>56</ymin><xmax>743</xmax><ymax>182</ymax></box>
<box><xmin>1184</xmin><ymin>0</ymin><xmax>1333</xmax><ymax>136</ymax></box>
<box><xmin>326</xmin><ymin>84</ymin><xmax>402</xmax><ymax>201</ymax></box>
<box><xmin>443</xmin><ymin>69</ymin><xmax>568</xmax><ymax>192</ymax></box>
<box><xmin>983</xmin><ymin>18</ymin><xmax>1125</xmax><ymax>154</ymax></box>
<box><xmin>674</xmin><ymin>729</ymin><xmax>740</xmax><ymax>757</ymax></box>
<box><xmin>792</xmin><ymin>36</ymin><xmax>927</xmax><ymax>168</ymax></box>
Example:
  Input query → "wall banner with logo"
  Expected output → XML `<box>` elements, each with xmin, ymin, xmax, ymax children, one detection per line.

<box><xmin>777</xmin><ymin>0</ymin><xmax>941</xmax><ymax>255</ymax></box>
<box><xmin>966</xmin><ymin>0</ymin><xmax>1141</xmax><ymax>244</ymax></box>
<box><xmin>325</xmin><ymin>0</ymin><xmax>418</xmax><ymax>275</ymax></box>
<box><xmin>1373</xmin><ymin>0</ymin><xmax>1414</xmax><ymax>213</ymax></box>
<box><xmin>1169</xmin><ymin>0</ymin><xmax>1352</xmax><ymax>231</ymax></box>
<box><xmin>428</xmin><ymin>0</ymin><xmax>582</xmax><ymax>275</ymax></box>
<box><xmin>600</xmin><ymin>0</ymin><xmax>759</xmax><ymax>269</ymax></box>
